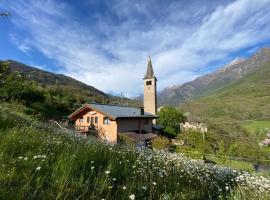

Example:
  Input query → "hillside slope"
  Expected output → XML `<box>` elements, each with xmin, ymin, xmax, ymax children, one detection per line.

<box><xmin>0</xmin><ymin>60</ymin><xmax>140</xmax><ymax>120</ymax></box>
<box><xmin>0</xmin><ymin>105</ymin><xmax>269</xmax><ymax>199</ymax></box>
<box><xmin>181</xmin><ymin>61</ymin><xmax>270</xmax><ymax>122</ymax></box>
<box><xmin>6</xmin><ymin>60</ymin><xmax>106</xmax><ymax>96</ymax></box>
<box><xmin>3</xmin><ymin>60</ymin><xmax>139</xmax><ymax>106</ymax></box>
<box><xmin>158</xmin><ymin>48</ymin><xmax>270</xmax><ymax>106</ymax></box>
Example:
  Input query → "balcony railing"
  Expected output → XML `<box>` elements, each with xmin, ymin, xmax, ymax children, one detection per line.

<box><xmin>75</xmin><ymin>126</ymin><xmax>90</xmax><ymax>132</ymax></box>
<box><xmin>75</xmin><ymin>125</ymin><xmax>98</xmax><ymax>132</ymax></box>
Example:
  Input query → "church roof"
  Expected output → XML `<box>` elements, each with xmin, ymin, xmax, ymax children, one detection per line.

<box><xmin>144</xmin><ymin>56</ymin><xmax>155</xmax><ymax>79</ymax></box>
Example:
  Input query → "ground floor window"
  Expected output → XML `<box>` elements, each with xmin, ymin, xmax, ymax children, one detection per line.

<box><xmin>95</xmin><ymin>117</ymin><xmax>98</xmax><ymax>123</ymax></box>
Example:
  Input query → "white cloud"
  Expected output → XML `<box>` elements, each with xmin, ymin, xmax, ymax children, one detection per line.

<box><xmin>9</xmin><ymin>33</ymin><xmax>31</xmax><ymax>53</ymax></box>
<box><xmin>3</xmin><ymin>0</ymin><xmax>270</xmax><ymax>97</ymax></box>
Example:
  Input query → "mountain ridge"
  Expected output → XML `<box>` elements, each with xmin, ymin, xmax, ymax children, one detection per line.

<box><xmin>158</xmin><ymin>48</ymin><xmax>270</xmax><ymax>106</ymax></box>
<box><xmin>180</xmin><ymin>60</ymin><xmax>270</xmax><ymax>122</ymax></box>
<box><xmin>6</xmin><ymin>60</ymin><xmax>107</xmax><ymax>97</ymax></box>
<box><xmin>2</xmin><ymin>60</ymin><xmax>140</xmax><ymax>107</ymax></box>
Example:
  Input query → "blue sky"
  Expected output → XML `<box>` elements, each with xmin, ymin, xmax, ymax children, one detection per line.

<box><xmin>1</xmin><ymin>0</ymin><xmax>270</xmax><ymax>97</ymax></box>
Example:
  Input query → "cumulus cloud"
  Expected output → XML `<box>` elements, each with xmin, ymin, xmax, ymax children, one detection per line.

<box><xmin>3</xmin><ymin>0</ymin><xmax>270</xmax><ymax>97</ymax></box>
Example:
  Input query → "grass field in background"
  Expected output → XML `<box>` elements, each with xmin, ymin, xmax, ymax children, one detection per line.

<box><xmin>242</xmin><ymin>120</ymin><xmax>270</xmax><ymax>140</ymax></box>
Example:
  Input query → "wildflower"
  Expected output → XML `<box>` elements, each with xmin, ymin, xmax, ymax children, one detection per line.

<box><xmin>129</xmin><ymin>194</ymin><xmax>135</xmax><ymax>200</ymax></box>
<box><xmin>123</xmin><ymin>186</ymin><xmax>127</xmax><ymax>190</ymax></box>
<box><xmin>36</xmin><ymin>166</ymin><xmax>41</xmax><ymax>171</ymax></box>
<box><xmin>91</xmin><ymin>166</ymin><xmax>95</xmax><ymax>170</ymax></box>
<box><xmin>18</xmin><ymin>156</ymin><xmax>23</xmax><ymax>159</ymax></box>
<box><xmin>112</xmin><ymin>178</ymin><xmax>116</xmax><ymax>181</ymax></box>
<box><xmin>24</xmin><ymin>157</ymin><xmax>28</xmax><ymax>161</ymax></box>
<box><xmin>225</xmin><ymin>186</ymin><xmax>229</xmax><ymax>191</ymax></box>
<box><xmin>108</xmin><ymin>186</ymin><xmax>112</xmax><ymax>189</ymax></box>
<box><xmin>153</xmin><ymin>182</ymin><xmax>157</xmax><ymax>186</ymax></box>
<box><xmin>91</xmin><ymin>160</ymin><xmax>94</xmax><ymax>163</ymax></box>
<box><xmin>105</xmin><ymin>170</ymin><xmax>110</xmax><ymax>175</ymax></box>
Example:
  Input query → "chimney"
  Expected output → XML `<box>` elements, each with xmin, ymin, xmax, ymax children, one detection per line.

<box><xmin>140</xmin><ymin>107</ymin><xmax>144</xmax><ymax>115</ymax></box>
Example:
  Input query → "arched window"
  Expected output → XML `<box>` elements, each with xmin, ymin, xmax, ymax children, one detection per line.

<box><xmin>146</xmin><ymin>81</ymin><xmax>152</xmax><ymax>85</ymax></box>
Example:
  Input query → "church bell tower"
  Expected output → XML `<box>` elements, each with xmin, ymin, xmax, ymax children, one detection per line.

<box><xmin>143</xmin><ymin>56</ymin><xmax>157</xmax><ymax>119</ymax></box>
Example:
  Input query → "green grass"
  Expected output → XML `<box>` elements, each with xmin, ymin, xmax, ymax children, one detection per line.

<box><xmin>242</xmin><ymin>120</ymin><xmax>270</xmax><ymax>139</ymax></box>
<box><xmin>0</xmin><ymin>108</ymin><xmax>270</xmax><ymax>199</ymax></box>
<box><xmin>175</xmin><ymin>147</ymin><xmax>255</xmax><ymax>172</ymax></box>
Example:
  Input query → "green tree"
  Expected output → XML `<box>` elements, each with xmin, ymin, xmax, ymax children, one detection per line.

<box><xmin>158</xmin><ymin>106</ymin><xmax>184</xmax><ymax>138</ymax></box>
<box><xmin>0</xmin><ymin>62</ymin><xmax>9</xmax><ymax>91</ymax></box>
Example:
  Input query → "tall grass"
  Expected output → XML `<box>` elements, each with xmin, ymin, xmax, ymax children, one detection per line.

<box><xmin>0</xmin><ymin>111</ymin><xmax>269</xmax><ymax>199</ymax></box>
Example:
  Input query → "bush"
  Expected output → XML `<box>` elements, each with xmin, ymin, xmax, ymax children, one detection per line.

<box><xmin>152</xmin><ymin>136</ymin><xmax>171</xmax><ymax>150</ymax></box>
<box><xmin>119</xmin><ymin>134</ymin><xmax>135</xmax><ymax>146</ymax></box>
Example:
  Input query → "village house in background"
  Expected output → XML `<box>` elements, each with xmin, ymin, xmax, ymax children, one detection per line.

<box><xmin>180</xmin><ymin>113</ymin><xmax>208</xmax><ymax>133</ymax></box>
<box><xmin>68</xmin><ymin>57</ymin><xmax>159</xmax><ymax>144</ymax></box>
<box><xmin>260</xmin><ymin>132</ymin><xmax>270</xmax><ymax>146</ymax></box>
<box><xmin>180</xmin><ymin>122</ymin><xmax>208</xmax><ymax>133</ymax></box>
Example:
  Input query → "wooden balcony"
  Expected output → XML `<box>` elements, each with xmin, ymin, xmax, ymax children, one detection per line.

<box><xmin>75</xmin><ymin>126</ymin><xmax>90</xmax><ymax>132</ymax></box>
<box><xmin>75</xmin><ymin>125</ymin><xmax>98</xmax><ymax>135</ymax></box>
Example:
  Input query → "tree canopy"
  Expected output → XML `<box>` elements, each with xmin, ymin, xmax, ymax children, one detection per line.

<box><xmin>158</xmin><ymin>106</ymin><xmax>184</xmax><ymax>138</ymax></box>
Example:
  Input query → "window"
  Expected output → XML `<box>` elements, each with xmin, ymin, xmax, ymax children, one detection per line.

<box><xmin>87</xmin><ymin>117</ymin><xmax>90</xmax><ymax>123</ymax></box>
<box><xmin>103</xmin><ymin>117</ymin><xmax>110</xmax><ymax>124</ymax></box>
<box><xmin>79</xmin><ymin>117</ymin><xmax>83</xmax><ymax>123</ymax></box>
<box><xmin>91</xmin><ymin>117</ymin><xmax>94</xmax><ymax>124</ymax></box>
<box><xmin>146</xmin><ymin>81</ymin><xmax>152</xmax><ymax>85</ymax></box>
<box><xmin>95</xmin><ymin>117</ymin><xmax>98</xmax><ymax>123</ymax></box>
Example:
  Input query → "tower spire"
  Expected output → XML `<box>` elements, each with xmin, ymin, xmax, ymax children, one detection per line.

<box><xmin>143</xmin><ymin>56</ymin><xmax>157</xmax><ymax>122</ymax></box>
<box><xmin>145</xmin><ymin>56</ymin><xmax>154</xmax><ymax>79</ymax></box>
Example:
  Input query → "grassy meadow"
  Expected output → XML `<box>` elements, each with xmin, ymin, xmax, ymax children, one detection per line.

<box><xmin>242</xmin><ymin>120</ymin><xmax>270</xmax><ymax>139</ymax></box>
<box><xmin>0</xmin><ymin>105</ymin><xmax>270</xmax><ymax>200</ymax></box>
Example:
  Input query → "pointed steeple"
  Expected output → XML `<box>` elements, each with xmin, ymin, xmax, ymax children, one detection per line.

<box><xmin>144</xmin><ymin>56</ymin><xmax>154</xmax><ymax>79</ymax></box>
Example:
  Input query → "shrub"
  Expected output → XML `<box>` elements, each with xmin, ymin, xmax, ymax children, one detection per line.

<box><xmin>152</xmin><ymin>136</ymin><xmax>171</xmax><ymax>150</ymax></box>
<box><xmin>119</xmin><ymin>134</ymin><xmax>135</xmax><ymax>146</ymax></box>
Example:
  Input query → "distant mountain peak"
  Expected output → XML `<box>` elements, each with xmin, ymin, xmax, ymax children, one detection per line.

<box><xmin>158</xmin><ymin>47</ymin><xmax>270</xmax><ymax>106</ymax></box>
<box><xmin>219</xmin><ymin>57</ymin><xmax>246</xmax><ymax>72</ymax></box>
<box><xmin>229</xmin><ymin>57</ymin><xmax>245</xmax><ymax>66</ymax></box>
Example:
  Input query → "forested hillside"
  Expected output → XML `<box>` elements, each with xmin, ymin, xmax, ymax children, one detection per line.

<box><xmin>0</xmin><ymin>61</ymin><xmax>140</xmax><ymax>120</ymax></box>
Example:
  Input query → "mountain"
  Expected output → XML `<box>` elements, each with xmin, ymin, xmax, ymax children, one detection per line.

<box><xmin>180</xmin><ymin>59</ymin><xmax>270</xmax><ymax>122</ymax></box>
<box><xmin>158</xmin><ymin>48</ymin><xmax>270</xmax><ymax>106</ymax></box>
<box><xmin>3</xmin><ymin>60</ymin><xmax>140</xmax><ymax>107</ymax></box>
<box><xmin>6</xmin><ymin>60</ymin><xmax>107</xmax><ymax>96</ymax></box>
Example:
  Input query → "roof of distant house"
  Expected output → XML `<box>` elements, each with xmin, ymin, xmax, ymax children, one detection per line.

<box><xmin>68</xmin><ymin>103</ymin><xmax>159</xmax><ymax>120</ymax></box>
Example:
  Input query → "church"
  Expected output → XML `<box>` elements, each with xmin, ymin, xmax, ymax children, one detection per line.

<box><xmin>68</xmin><ymin>57</ymin><xmax>158</xmax><ymax>144</ymax></box>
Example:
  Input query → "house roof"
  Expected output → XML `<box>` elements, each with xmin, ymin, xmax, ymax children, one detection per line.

<box><xmin>68</xmin><ymin>103</ymin><xmax>158</xmax><ymax>120</ymax></box>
